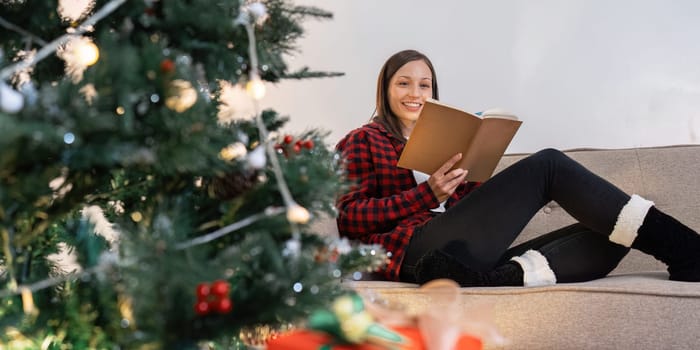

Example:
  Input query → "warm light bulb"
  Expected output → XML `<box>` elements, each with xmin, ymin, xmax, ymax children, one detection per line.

<box><xmin>74</xmin><ymin>40</ymin><xmax>99</xmax><ymax>66</ymax></box>
<box><xmin>130</xmin><ymin>211</ymin><xmax>143</xmax><ymax>222</ymax></box>
<box><xmin>286</xmin><ymin>204</ymin><xmax>310</xmax><ymax>224</ymax></box>
<box><xmin>246</xmin><ymin>77</ymin><xmax>266</xmax><ymax>100</ymax></box>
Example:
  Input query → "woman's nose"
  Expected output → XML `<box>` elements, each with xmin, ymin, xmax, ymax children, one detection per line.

<box><xmin>409</xmin><ymin>84</ymin><xmax>420</xmax><ymax>97</ymax></box>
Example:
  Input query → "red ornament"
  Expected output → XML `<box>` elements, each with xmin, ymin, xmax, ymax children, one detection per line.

<box><xmin>196</xmin><ymin>283</ymin><xmax>210</xmax><ymax>298</ymax></box>
<box><xmin>194</xmin><ymin>280</ymin><xmax>234</xmax><ymax>316</ymax></box>
<box><xmin>194</xmin><ymin>300</ymin><xmax>210</xmax><ymax>315</ymax></box>
<box><xmin>160</xmin><ymin>59</ymin><xmax>175</xmax><ymax>74</ymax></box>
<box><xmin>283</xmin><ymin>135</ymin><xmax>294</xmax><ymax>144</ymax></box>
<box><xmin>211</xmin><ymin>280</ymin><xmax>230</xmax><ymax>298</ymax></box>
<box><xmin>293</xmin><ymin>143</ymin><xmax>302</xmax><ymax>153</ymax></box>
<box><xmin>212</xmin><ymin>298</ymin><xmax>233</xmax><ymax>313</ymax></box>
<box><xmin>303</xmin><ymin>139</ymin><xmax>314</xmax><ymax>150</ymax></box>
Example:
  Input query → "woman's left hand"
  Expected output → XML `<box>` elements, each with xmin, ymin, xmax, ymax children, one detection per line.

<box><xmin>427</xmin><ymin>153</ymin><xmax>469</xmax><ymax>202</ymax></box>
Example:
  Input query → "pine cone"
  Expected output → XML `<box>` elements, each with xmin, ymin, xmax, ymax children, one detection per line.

<box><xmin>209</xmin><ymin>170</ymin><xmax>258</xmax><ymax>200</ymax></box>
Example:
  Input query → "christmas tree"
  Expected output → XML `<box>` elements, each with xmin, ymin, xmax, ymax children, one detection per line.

<box><xmin>0</xmin><ymin>1</ymin><xmax>387</xmax><ymax>348</ymax></box>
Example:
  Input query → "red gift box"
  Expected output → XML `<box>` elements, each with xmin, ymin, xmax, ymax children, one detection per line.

<box><xmin>266</xmin><ymin>326</ymin><xmax>482</xmax><ymax>350</ymax></box>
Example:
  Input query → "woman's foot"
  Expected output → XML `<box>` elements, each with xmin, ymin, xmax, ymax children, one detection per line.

<box><xmin>668</xmin><ymin>260</ymin><xmax>700</xmax><ymax>282</ymax></box>
<box><xmin>609</xmin><ymin>198</ymin><xmax>700</xmax><ymax>282</ymax></box>
<box><xmin>414</xmin><ymin>249</ymin><xmax>524</xmax><ymax>287</ymax></box>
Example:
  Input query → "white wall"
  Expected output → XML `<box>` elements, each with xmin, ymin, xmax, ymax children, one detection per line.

<box><xmin>262</xmin><ymin>0</ymin><xmax>700</xmax><ymax>153</ymax></box>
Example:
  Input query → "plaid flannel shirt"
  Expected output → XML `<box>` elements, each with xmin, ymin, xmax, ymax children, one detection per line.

<box><xmin>335</xmin><ymin>122</ymin><xmax>479</xmax><ymax>280</ymax></box>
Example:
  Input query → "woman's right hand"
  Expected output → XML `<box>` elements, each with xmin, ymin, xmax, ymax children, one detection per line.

<box><xmin>427</xmin><ymin>153</ymin><xmax>469</xmax><ymax>202</ymax></box>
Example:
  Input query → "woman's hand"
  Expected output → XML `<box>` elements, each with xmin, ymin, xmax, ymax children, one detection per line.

<box><xmin>427</xmin><ymin>153</ymin><xmax>469</xmax><ymax>202</ymax></box>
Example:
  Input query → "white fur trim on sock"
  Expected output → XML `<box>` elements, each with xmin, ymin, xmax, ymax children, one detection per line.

<box><xmin>510</xmin><ymin>250</ymin><xmax>557</xmax><ymax>287</ymax></box>
<box><xmin>609</xmin><ymin>194</ymin><xmax>654</xmax><ymax>247</ymax></box>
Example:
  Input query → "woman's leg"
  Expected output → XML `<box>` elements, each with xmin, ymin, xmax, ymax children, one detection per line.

<box><xmin>411</xmin><ymin>224</ymin><xmax>629</xmax><ymax>285</ymax></box>
<box><xmin>503</xmin><ymin>223</ymin><xmax>629</xmax><ymax>283</ymax></box>
<box><xmin>404</xmin><ymin>148</ymin><xmax>700</xmax><ymax>285</ymax></box>
<box><xmin>404</xmin><ymin>148</ymin><xmax>630</xmax><ymax>272</ymax></box>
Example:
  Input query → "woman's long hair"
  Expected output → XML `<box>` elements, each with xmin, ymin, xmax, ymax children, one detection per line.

<box><xmin>372</xmin><ymin>49</ymin><xmax>439</xmax><ymax>142</ymax></box>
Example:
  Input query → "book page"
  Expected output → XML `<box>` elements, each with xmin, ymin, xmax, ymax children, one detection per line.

<box><xmin>483</xmin><ymin>114</ymin><xmax>518</xmax><ymax>121</ymax></box>
<box><xmin>480</xmin><ymin>108</ymin><xmax>519</xmax><ymax>121</ymax></box>
<box><xmin>397</xmin><ymin>100</ymin><xmax>482</xmax><ymax>174</ymax></box>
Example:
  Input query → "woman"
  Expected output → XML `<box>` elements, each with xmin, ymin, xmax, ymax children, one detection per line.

<box><xmin>335</xmin><ymin>49</ymin><xmax>700</xmax><ymax>286</ymax></box>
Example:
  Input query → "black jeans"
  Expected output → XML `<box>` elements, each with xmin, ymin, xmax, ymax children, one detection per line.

<box><xmin>401</xmin><ymin>148</ymin><xmax>631</xmax><ymax>283</ymax></box>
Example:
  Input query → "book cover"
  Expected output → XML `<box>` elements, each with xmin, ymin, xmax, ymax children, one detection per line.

<box><xmin>397</xmin><ymin>99</ymin><xmax>522</xmax><ymax>182</ymax></box>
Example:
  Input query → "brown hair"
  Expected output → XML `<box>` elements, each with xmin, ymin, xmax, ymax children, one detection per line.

<box><xmin>372</xmin><ymin>49</ymin><xmax>439</xmax><ymax>141</ymax></box>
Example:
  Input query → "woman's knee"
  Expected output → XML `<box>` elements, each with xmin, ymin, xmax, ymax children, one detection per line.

<box><xmin>533</xmin><ymin>148</ymin><xmax>566</xmax><ymax>161</ymax></box>
<box><xmin>527</xmin><ymin>148</ymin><xmax>572</xmax><ymax>167</ymax></box>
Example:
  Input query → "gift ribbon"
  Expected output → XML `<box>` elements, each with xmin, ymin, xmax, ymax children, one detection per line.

<box><xmin>308</xmin><ymin>294</ymin><xmax>409</xmax><ymax>349</ymax></box>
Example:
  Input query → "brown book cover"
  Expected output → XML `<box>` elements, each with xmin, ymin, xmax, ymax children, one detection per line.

<box><xmin>397</xmin><ymin>99</ymin><xmax>522</xmax><ymax>182</ymax></box>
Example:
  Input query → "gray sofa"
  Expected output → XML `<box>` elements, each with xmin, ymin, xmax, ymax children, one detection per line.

<box><xmin>321</xmin><ymin>145</ymin><xmax>700</xmax><ymax>349</ymax></box>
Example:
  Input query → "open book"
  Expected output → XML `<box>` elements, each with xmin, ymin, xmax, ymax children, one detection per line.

<box><xmin>397</xmin><ymin>99</ymin><xmax>522</xmax><ymax>182</ymax></box>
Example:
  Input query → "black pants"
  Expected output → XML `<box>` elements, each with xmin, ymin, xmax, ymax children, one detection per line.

<box><xmin>401</xmin><ymin>148</ymin><xmax>631</xmax><ymax>283</ymax></box>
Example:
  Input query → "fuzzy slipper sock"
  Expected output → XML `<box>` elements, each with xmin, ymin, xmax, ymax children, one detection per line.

<box><xmin>609</xmin><ymin>195</ymin><xmax>700</xmax><ymax>282</ymax></box>
<box><xmin>633</xmin><ymin>207</ymin><xmax>700</xmax><ymax>281</ymax></box>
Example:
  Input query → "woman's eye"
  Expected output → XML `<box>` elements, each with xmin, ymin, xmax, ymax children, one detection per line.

<box><xmin>420</xmin><ymin>84</ymin><xmax>431</xmax><ymax>89</ymax></box>
<box><xmin>397</xmin><ymin>81</ymin><xmax>408</xmax><ymax>86</ymax></box>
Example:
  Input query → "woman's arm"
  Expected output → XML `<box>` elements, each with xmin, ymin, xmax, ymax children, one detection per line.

<box><xmin>336</xmin><ymin>130</ymin><xmax>438</xmax><ymax>238</ymax></box>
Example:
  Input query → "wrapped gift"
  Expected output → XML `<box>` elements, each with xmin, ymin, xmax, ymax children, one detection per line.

<box><xmin>266</xmin><ymin>326</ymin><xmax>482</xmax><ymax>350</ymax></box>
<box><xmin>267</xmin><ymin>279</ymin><xmax>498</xmax><ymax>350</ymax></box>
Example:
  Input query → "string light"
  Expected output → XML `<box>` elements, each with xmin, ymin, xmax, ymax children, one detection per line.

<box><xmin>73</xmin><ymin>40</ymin><xmax>100</xmax><ymax>66</ymax></box>
<box><xmin>286</xmin><ymin>203</ymin><xmax>310</xmax><ymax>224</ymax></box>
<box><xmin>130</xmin><ymin>211</ymin><xmax>143</xmax><ymax>222</ymax></box>
<box><xmin>217</xmin><ymin>80</ymin><xmax>254</xmax><ymax>122</ymax></box>
<box><xmin>58</xmin><ymin>36</ymin><xmax>100</xmax><ymax>82</ymax></box>
<box><xmin>246</xmin><ymin>74</ymin><xmax>266</xmax><ymax>100</ymax></box>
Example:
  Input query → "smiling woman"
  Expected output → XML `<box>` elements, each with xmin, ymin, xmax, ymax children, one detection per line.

<box><xmin>387</xmin><ymin>60</ymin><xmax>433</xmax><ymax>136</ymax></box>
<box><xmin>334</xmin><ymin>49</ymin><xmax>700</xmax><ymax>287</ymax></box>
<box><xmin>373</xmin><ymin>50</ymin><xmax>439</xmax><ymax>142</ymax></box>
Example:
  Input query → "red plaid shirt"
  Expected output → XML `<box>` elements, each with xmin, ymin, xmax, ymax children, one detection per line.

<box><xmin>335</xmin><ymin>122</ymin><xmax>479</xmax><ymax>281</ymax></box>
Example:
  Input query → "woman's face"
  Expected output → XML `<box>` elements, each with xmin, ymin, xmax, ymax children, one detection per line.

<box><xmin>387</xmin><ymin>59</ymin><xmax>433</xmax><ymax>134</ymax></box>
